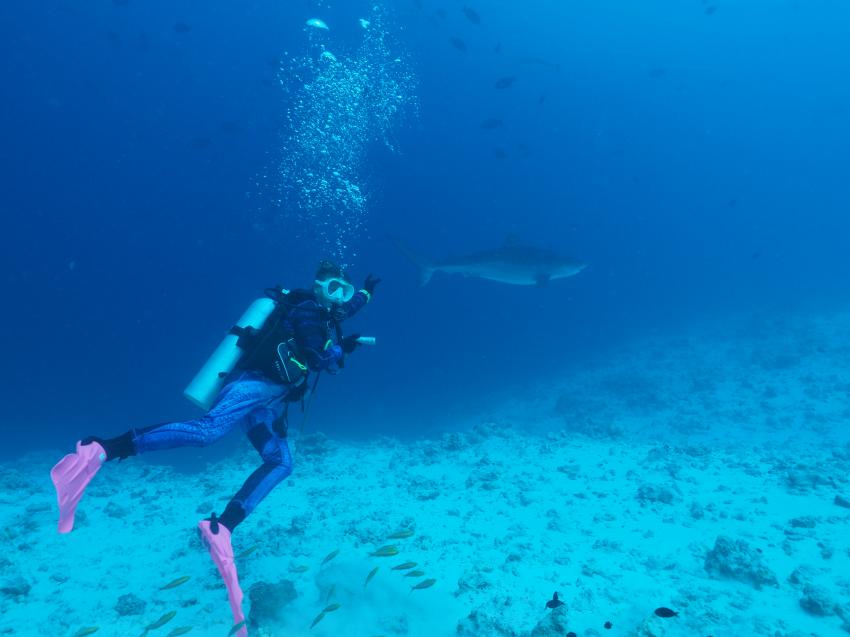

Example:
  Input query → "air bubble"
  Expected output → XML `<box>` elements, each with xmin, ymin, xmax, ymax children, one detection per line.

<box><xmin>253</xmin><ymin>5</ymin><xmax>418</xmax><ymax>268</ymax></box>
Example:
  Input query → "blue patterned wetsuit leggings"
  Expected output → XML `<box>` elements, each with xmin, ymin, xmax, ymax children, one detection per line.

<box><xmin>130</xmin><ymin>371</ymin><xmax>293</xmax><ymax>522</ymax></box>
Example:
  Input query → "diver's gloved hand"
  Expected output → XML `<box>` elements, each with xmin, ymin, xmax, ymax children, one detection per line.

<box><xmin>363</xmin><ymin>274</ymin><xmax>381</xmax><ymax>296</ymax></box>
<box><xmin>230</xmin><ymin>325</ymin><xmax>260</xmax><ymax>350</ymax></box>
<box><xmin>329</xmin><ymin>343</ymin><xmax>345</xmax><ymax>370</ymax></box>
<box><xmin>341</xmin><ymin>333</ymin><xmax>361</xmax><ymax>354</ymax></box>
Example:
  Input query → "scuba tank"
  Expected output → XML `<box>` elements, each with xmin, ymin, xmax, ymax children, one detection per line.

<box><xmin>184</xmin><ymin>291</ymin><xmax>287</xmax><ymax>410</ymax></box>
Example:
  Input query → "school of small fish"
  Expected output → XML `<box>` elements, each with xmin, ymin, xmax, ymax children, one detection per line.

<box><xmin>118</xmin><ymin>520</ymin><xmax>673</xmax><ymax>635</ymax></box>
<box><xmin>296</xmin><ymin>528</ymin><xmax>438</xmax><ymax>629</ymax></box>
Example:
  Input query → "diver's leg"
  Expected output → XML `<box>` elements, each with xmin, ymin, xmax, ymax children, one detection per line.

<box><xmin>130</xmin><ymin>376</ymin><xmax>268</xmax><ymax>454</ymax></box>
<box><xmin>197</xmin><ymin>381</ymin><xmax>287</xmax><ymax>637</ymax></box>
<box><xmin>216</xmin><ymin>405</ymin><xmax>293</xmax><ymax>532</ymax></box>
<box><xmin>51</xmin><ymin>373</ymin><xmax>278</xmax><ymax>534</ymax></box>
<box><xmin>51</xmin><ymin>388</ymin><xmax>247</xmax><ymax>532</ymax></box>
<box><xmin>85</xmin><ymin>373</ymin><xmax>275</xmax><ymax>459</ymax></box>
<box><xmin>79</xmin><ymin>406</ymin><xmax>240</xmax><ymax>461</ymax></box>
<box><xmin>198</xmin><ymin>516</ymin><xmax>247</xmax><ymax>636</ymax></box>
<box><xmin>80</xmin><ymin>430</ymin><xmax>136</xmax><ymax>461</ymax></box>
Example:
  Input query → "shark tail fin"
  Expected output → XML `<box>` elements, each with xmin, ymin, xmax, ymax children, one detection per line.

<box><xmin>388</xmin><ymin>235</ymin><xmax>436</xmax><ymax>286</ymax></box>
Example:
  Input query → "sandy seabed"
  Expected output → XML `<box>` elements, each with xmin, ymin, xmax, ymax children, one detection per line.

<box><xmin>2</xmin><ymin>309</ymin><xmax>849</xmax><ymax>637</ymax></box>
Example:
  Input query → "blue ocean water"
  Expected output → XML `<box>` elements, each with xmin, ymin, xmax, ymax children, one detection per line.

<box><xmin>2</xmin><ymin>0</ymin><xmax>849</xmax><ymax>456</ymax></box>
<box><xmin>2</xmin><ymin>1</ymin><xmax>850</xmax><ymax>635</ymax></box>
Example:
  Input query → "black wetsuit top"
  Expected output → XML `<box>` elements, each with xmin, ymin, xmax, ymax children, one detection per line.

<box><xmin>237</xmin><ymin>288</ymin><xmax>369</xmax><ymax>383</ymax></box>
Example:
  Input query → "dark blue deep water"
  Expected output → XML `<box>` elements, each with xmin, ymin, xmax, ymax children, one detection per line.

<box><xmin>2</xmin><ymin>0</ymin><xmax>848</xmax><ymax>461</ymax></box>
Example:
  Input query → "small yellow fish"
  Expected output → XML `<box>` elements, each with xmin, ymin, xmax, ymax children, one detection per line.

<box><xmin>322</xmin><ymin>603</ymin><xmax>341</xmax><ymax>613</ymax></box>
<box><xmin>404</xmin><ymin>570</ymin><xmax>426</xmax><ymax>577</ymax></box>
<box><xmin>325</xmin><ymin>584</ymin><xmax>336</xmax><ymax>604</ymax></box>
<box><xmin>370</xmin><ymin>545</ymin><xmax>399</xmax><ymax>557</ymax></box>
<box><xmin>140</xmin><ymin>611</ymin><xmax>177</xmax><ymax>637</ymax></box>
<box><xmin>290</xmin><ymin>565</ymin><xmax>310</xmax><ymax>573</ymax></box>
<box><xmin>387</xmin><ymin>529</ymin><xmax>414</xmax><ymax>539</ymax></box>
<box><xmin>392</xmin><ymin>562</ymin><xmax>417</xmax><ymax>570</ymax></box>
<box><xmin>236</xmin><ymin>544</ymin><xmax>260</xmax><ymax>559</ymax></box>
<box><xmin>73</xmin><ymin>628</ymin><xmax>99</xmax><ymax>637</ymax></box>
<box><xmin>365</xmin><ymin>566</ymin><xmax>379</xmax><ymax>587</ymax></box>
<box><xmin>159</xmin><ymin>576</ymin><xmax>191</xmax><ymax>590</ymax></box>
<box><xmin>411</xmin><ymin>578</ymin><xmax>436</xmax><ymax>591</ymax></box>
<box><xmin>227</xmin><ymin>619</ymin><xmax>246</xmax><ymax>636</ymax></box>
<box><xmin>165</xmin><ymin>628</ymin><xmax>193</xmax><ymax>637</ymax></box>
<box><xmin>310</xmin><ymin>611</ymin><xmax>326</xmax><ymax>629</ymax></box>
<box><xmin>321</xmin><ymin>549</ymin><xmax>340</xmax><ymax>565</ymax></box>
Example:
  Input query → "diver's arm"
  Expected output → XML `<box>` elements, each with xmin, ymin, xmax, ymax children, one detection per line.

<box><xmin>336</xmin><ymin>290</ymin><xmax>370</xmax><ymax>320</ymax></box>
<box><xmin>337</xmin><ymin>274</ymin><xmax>380</xmax><ymax>319</ymax></box>
<box><xmin>302</xmin><ymin>341</ymin><xmax>344</xmax><ymax>372</ymax></box>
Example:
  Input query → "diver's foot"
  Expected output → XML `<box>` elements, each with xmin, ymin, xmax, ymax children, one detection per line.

<box><xmin>198</xmin><ymin>517</ymin><xmax>247</xmax><ymax>636</ymax></box>
<box><xmin>82</xmin><ymin>430</ymin><xmax>136</xmax><ymax>461</ymax></box>
<box><xmin>50</xmin><ymin>440</ymin><xmax>106</xmax><ymax>534</ymax></box>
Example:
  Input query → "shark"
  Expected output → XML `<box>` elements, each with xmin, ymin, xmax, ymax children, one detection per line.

<box><xmin>391</xmin><ymin>236</ymin><xmax>586</xmax><ymax>286</ymax></box>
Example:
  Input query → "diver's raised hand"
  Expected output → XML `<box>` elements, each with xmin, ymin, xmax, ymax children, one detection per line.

<box><xmin>363</xmin><ymin>274</ymin><xmax>381</xmax><ymax>295</ymax></box>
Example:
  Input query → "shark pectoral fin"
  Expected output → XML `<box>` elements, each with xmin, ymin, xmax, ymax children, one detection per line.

<box><xmin>420</xmin><ymin>267</ymin><xmax>435</xmax><ymax>286</ymax></box>
<box><xmin>535</xmin><ymin>274</ymin><xmax>551</xmax><ymax>286</ymax></box>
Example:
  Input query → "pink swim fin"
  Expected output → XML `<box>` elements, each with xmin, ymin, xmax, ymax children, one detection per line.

<box><xmin>50</xmin><ymin>440</ymin><xmax>106</xmax><ymax>534</ymax></box>
<box><xmin>199</xmin><ymin>517</ymin><xmax>248</xmax><ymax>637</ymax></box>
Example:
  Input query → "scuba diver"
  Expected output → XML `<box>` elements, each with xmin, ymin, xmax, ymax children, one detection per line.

<box><xmin>49</xmin><ymin>260</ymin><xmax>380</xmax><ymax>636</ymax></box>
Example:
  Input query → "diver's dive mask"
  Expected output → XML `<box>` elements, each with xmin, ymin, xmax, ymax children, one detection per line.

<box><xmin>315</xmin><ymin>277</ymin><xmax>355</xmax><ymax>305</ymax></box>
